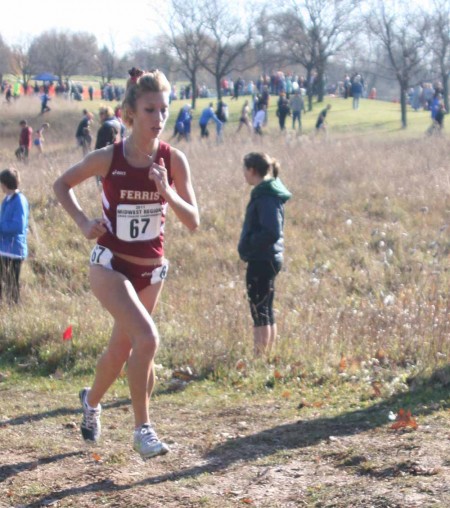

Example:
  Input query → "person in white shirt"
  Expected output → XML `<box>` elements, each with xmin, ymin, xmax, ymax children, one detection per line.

<box><xmin>253</xmin><ymin>105</ymin><xmax>266</xmax><ymax>135</ymax></box>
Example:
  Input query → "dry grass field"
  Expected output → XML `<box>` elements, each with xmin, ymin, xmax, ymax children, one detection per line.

<box><xmin>0</xmin><ymin>94</ymin><xmax>448</xmax><ymax>507</ymax></box>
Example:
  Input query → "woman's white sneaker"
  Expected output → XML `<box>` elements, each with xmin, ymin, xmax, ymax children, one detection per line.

<box><xmin>133</xmin><ymin>423</ymin><xmax>169</xmax><ymax>459</ymax></box>
<box><xmin>79</xmin><ymin>388</ymin><xmax>102</xmax><ymax>442</ymax></box>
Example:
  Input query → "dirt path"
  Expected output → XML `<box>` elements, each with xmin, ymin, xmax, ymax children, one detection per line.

<box><xmin>0</xmin><ymin>380</ymin><xmax>449</xmax><ymax>507</ymax></box>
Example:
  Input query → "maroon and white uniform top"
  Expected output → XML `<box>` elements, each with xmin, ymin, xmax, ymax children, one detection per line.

<box><xmin>97</xmin><ymin>139</ymin><xmax>172</xmax><ymax>259</ymax></box>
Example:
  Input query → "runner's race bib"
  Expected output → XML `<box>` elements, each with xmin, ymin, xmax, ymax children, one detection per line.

<box><xmin>116</xmin><ymin>203</ymin><xmax>162</xmax><ymax>242</ymax></box>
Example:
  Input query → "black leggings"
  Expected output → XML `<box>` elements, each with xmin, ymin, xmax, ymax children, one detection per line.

<box><xmin>0</xmin><ymin>256</ymin><xmax>23</xmax><ymax>303</ymax></box>
<box><xmin>246</xmin><ymin>260</ymin><xmax>282</xmax><ymax>327</ymax></box>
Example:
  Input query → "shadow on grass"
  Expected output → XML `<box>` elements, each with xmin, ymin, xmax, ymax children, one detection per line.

<box><xmin>0</xmin><ymin>398</ymin><xmax>131</xmax><ymax>427</ymax></box>
<box><xmin>0</xmin><ymin>451</ymin><xmax>83</xmax><ymax>482</ymax></box>
<box><xmin>14</xmin><ymin>366</ymin><xmax>450</xmax><ymax>507</ymax></box>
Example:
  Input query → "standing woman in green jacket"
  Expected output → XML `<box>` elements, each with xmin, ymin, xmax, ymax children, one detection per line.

<box><xmin>238</xmin><ymin>153</ymin><xmax>291</xmax><ymax>358</ymax></box>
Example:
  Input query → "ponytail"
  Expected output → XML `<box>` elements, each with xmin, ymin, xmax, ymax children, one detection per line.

<box><xmin>271</xmin><ymin>159</ymin><xmax>280</xmax><ymax>179</ymax></box>
<box><xmin>243</xmin><ymin>152</ymin><xmax>281</xmax><ymax>179</ymax></box>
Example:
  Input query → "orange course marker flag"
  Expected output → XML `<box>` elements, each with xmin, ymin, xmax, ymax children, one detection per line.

<box><xmin>62</xmin><ymin>325</ymin><xmax>73</xmax><ymax>341</ymax></box>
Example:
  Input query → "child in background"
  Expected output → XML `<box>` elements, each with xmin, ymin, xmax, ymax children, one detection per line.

<box><xmin>34</xmin><ymin>123</ymin><xmax>50</xmax><ymax>155</ymax></box>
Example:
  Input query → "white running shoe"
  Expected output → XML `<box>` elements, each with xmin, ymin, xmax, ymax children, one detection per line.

<box><xmin>133</xmin><ymin>423</ymin><xmax>170</xmax><ymax>459</ymax></box>
<box><xmin>79</xmin><ymin>387</ymin><xmax>101</xmax><ymax>442</ymax></box>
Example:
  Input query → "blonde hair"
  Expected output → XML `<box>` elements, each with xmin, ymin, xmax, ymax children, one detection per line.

<box><xmin>122</xmin><ymin>67</ymin><xmax>171</xmax><ymax>127</ymax></box>
<box><xmin>99</xmin><ymin>105</ymin><xmax>114</xmax><ymax>118</ymax></box>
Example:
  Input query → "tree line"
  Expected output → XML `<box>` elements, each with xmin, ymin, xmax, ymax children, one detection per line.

<box><xmin>1</xmin><ymin>0</ymin><xmax>449</xmax><ymax>128</ymax></box>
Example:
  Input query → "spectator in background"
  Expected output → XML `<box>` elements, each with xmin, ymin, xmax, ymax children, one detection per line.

<box><xmin>411</xmin><ymin>84</ymin><xmax>422</xmax><ymax>111</ymax></box>
<box><xmin>114</xmin><ymin>106</ymin><xmax>126</xmax><ymax>140</ymax></box>
<box><xmin>5</xmin><ymin>84</ymin><xmax>12</xmax><ymax>103</ymax></box>
<box><xmin>199</xmin><ymin>102</ymin><xmax>222</xmax><ymax>139</ymax></box>
<box><xmin>351</xmin><ymin>75</ymin><xmax>363</xmax><ymax>110</ymax></box>
<box><xmin>422</xmin><ymin>83</ymin><xmax>434</xmax><ymax>110</ymax></box>
<box><xmin>427</xmin><ymin>98</ymin><xmax>446</xmax><ymax>135</ymax></box>
<box><xmin>276</xmin><ymin>93</ymin><xmax>290</xmax><ymax>131</ymax></box>
<box><xmin>181</xmin><ymin>105</ymin><xmax>193</xmax><ymax>141</ymax></box>
<box><xmin>216</xmin><ymin>100</ymin><xmax>228</xmax><ymax>124</ymax></box>
<box><xmin>236</xmin><ymin>99</ymin><xmax>252</xmax><ymax>134</ymax></box>
<box><xmin>170</xmin><ymin>105</ymin><xmax>192</xmax><ymax>142</ymax></box>
<box><xmin>430</xmin><ymin>93</ymin><xmax>442</xmax><ymax>121</ymax></box>
<box><xmin>344</xmin><ymin>75</ymin><xmax>351</xmax><ymax>99</ymax></box>
<box><xmin>76</xmin><ymin>109</ymin><xmax>93</xmax><ymax>156</ymax></box>
<box><xmin>88</xmin><ymin>85</ymin><xmax>94</xmax><ymax>101</ymax></box>
<box><xmin>290</xmin><ymin>87</ymin><xmax>306</xmax><ymax>132</ymax></box>
<box><xmin>0</xmin><ymin>168</ymin><xmax>29</xmax><ymax>304</ymax></box>
<box><xmin>34</xmin><ymin>123</ymin><xmax>50</xmax><ymax>155</ymax></box>
<box><xmin>238</xmin><ymin>153</ymin><xmax>291</xmax><ymax>358</ymax></box>
<box><xmin>434</xmin><ymin>100</ymin><xmax>446</xmax><ymax>132</ymax></box>
<box><xmin>15</xmin><ymin>120</ymin><xmax>33</xmax><ymax>162</ymax></box>
<box><xmin>95</xmin><ymin>106</ymin><xmax>120</xmax><ymax>150</ymax></box>
<box><xmin>40</xmin><ymin>92</ymin><xmax>51</xmax><ymax>114</ymax></box>
<box><xmin>253</xmin><ymin>104</ymin><xmax>266</xmax><ymax>136</ymax></box>
<box><xmin>315</xmin><ymin>104</ymin><xmax>332</xmax><ymax>134</ymax></box>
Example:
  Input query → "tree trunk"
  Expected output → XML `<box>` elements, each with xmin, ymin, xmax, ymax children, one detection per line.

<box><xmin>442</xmin><ymin>70</ymin><xmax>449</xmax><ymax>112</ymax></box>
<box><xmin>191</xmin><ymin>75</ymin><xmax>197</xmax><ymax>110</ymax></box>
<box><xmin>306</xmin><ymin>68</ymin><xmax>313</xmax><ymax>112</ymax></box>
<box><xmin>216</xmin><ymin>75</ymin><xmax>222</xmax><ymax>100</ymax></box>
<box><xmin>317</xmin><ymin>68</ymin><xmax>325</xmax><ymax>103</ymax></box>
<box><xmin>400</xmin><ymin>82</ymin><xmax>408</xmax><ymax>129</ymax></box>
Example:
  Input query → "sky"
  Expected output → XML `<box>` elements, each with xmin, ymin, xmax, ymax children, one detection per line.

<box><xmin>0</xmin><ymin>0</ymin><xmax>167</xmax><ymax>56</ymax></box>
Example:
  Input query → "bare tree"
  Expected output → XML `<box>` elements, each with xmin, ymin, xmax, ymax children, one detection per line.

<box><xmin>0</xmin><ymin>35</ymin><xmax>11</xmax><ymax>86</ymax></box>
<box><xmin>10</xmin><ymin>38</ymin><xmax>36</xmax><ymax>94</ymax></box>
<box><xmin>128</xmin><ymin>37</ymin><xmax>178</xmax><ymax>81</ymax></box>
<box><xmin>424</xmin><ymin>0</ymin><xmax>450</xmax><ymax>111</ymax></box>
<box><xmin>163</xmin><ymin>0</ymin><xmax>210</xmax><ymax>109</ymax></box>
<box><xmin>95</xmin><ymin>41</ymin><xmax>128</xmax><ymax>85</ymax></box>
<box><xmin>29</xmin><ymin>30</ymin><xmax>98</xmax><ymax>83</ymax></box>
<box><xmin>254</xmin><ymin>6</ymin><xmax>282</xmax><ymax>78</ymax></box>
<box><xmin>273</xmin><ymin>0</ymin><xmax>361</xmax><ymax>110</ymax></box>
<box><xmin>273</xmin><ymin>9</ymin><xmax>316</xmax><ymax>110</ymax></box>
<box><xmin>200</xmin><ymin>0</ymin><xmax>254</xmax><ymax>99</ymax></box>
<box><xmin>367</xmin><ymin>0</ymin><xmax>428</xmax><ymax>128</ymax></box>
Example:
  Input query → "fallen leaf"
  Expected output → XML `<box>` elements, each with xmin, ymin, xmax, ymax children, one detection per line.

<box><xmin>241</xmin><ymin>498</ymin><xmax>254</xmax><ymax>505</ymax></box>
<box><xmin>281</xmin><ymin>390</ymin><xmax>291</xmax><ymax>399</ymax></box>
<box><xmin>273</xmin><ymin>369</ymin><xmax>283</xmax><ymax>379</ymax></box>
<box><xmin>92</xmin><ymin>452</ymin><xmax>102</xmax><ymax>462</ymax></box>
<box><xmin>391</xmin><ymin>409</ymin><xmax>418</xmax><ymax>430</ymax></box>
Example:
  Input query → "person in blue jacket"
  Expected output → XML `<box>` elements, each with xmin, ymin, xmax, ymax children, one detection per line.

<box><xmin>0</xmin><ymin>168</ymin><xmax>29</xmax><ymax>303</ymax></box>
<box><xmin>238</xmin><ymin>153</ymin><xmax>291</xmax><ymax>358</ymax></box>
<box><xmin>170</xmin><ymin>104</ymin><xmax>193</xmax><ymax>142</ymax></box>
<box><xmin>199</xmin><ymin>102</ymin><xmax>222</xmax><ymax>139</ymax></box>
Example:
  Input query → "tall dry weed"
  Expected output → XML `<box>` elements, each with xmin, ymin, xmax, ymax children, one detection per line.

<box><xmin>0</xmin><ymin>111</ymin><xmax>448</xmax><ymax>379</ymax></box>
